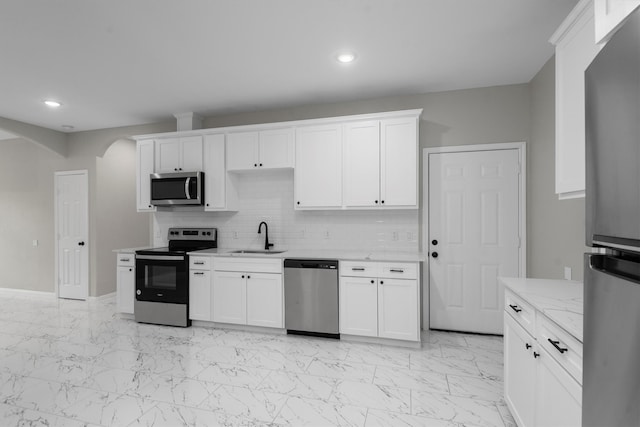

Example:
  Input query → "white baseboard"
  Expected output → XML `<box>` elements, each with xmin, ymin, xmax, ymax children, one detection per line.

<box><xmin>88</xmin><ymin>292</ymin><xmax>116</xmax><ymax>302</ymax></box>
<box><xmin>0</xmin><ymin>287</ymin><xmax>56</xmax><ymax>298</ymax></box>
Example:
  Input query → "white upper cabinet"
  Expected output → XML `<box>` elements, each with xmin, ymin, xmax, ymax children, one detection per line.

<box><xmin>155</xmin><ymin>135</ymin><xmax>203</xmax><ymax>173</ymax></box>
<box><xmin>294</xmin><ymin>124</ymin><xmax>343</xmax><ymax>209</ymax></box>
<box><xmin>203</xmin><ymin>134</ymin><xmax>237</xmax><ymax>211</ymax></box>
<box><xmin>551</xmin><ymin>0</ymin><xmax>603</xmax><ymax>199</ymax></box>
<box><xmin>343</xmin><ymin>121</ymin><xmax>381</xmax><ymax>207</ymax></box>
<box><xmin>380</xmin><ymin>118</ymin><xmax>418</xmax><ymax>207</ymax></box>
<box><xmin>227</xmin><ymin>128</ymin><xmax>294</xmax><ymax>171</ymax></box>
<box><xmin>343</xmin><ymin>117</ymin><xmax>418</xmax><ymax>208</ymax></box>
<box><xmin>595</xmin><ymin>0</ymin><xmax>640</xmax><ymax>43</ymax></box>
<box><xmin>136</xmin><ymin>139</ymin><xmax>156</xmax><ymax>212</ymax></box>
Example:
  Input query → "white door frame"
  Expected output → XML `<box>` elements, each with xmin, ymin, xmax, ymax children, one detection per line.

<box><xmin>422</xmin><ymin>142</ymin><xmax>527</xmax><ymax>331</ymax></box>
<box><xmin>54</xmin><ymin>169</ymin><xmax>89</xmax><ymax>299</ymax></box>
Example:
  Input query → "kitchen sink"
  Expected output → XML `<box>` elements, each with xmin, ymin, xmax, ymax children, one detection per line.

<box><xmin>229</xmin><ymin>250</ymin><xmax>286</xmax><ymax>254</ymax></box>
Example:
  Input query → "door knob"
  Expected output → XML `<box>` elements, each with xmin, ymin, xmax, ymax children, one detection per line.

<box><xmin>78</xmin><ymin>241</ymin><xmax>85</xmax><ymax>246</ymax></box>
<box><xmin>432</xmin><ymin>239</ymin><xmax>438</xmax><ymax>246</ymax></box>
<box><xmin>431</xmin><ymin>252</ymin><xmax>438</xmax><ymax>258</ymax></box>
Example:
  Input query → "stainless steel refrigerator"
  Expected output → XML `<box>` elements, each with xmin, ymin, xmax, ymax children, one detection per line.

<box><xmin>584</xmin><ymin>6</ymin><xmax>640</xmax><ymax>427</ymax></box>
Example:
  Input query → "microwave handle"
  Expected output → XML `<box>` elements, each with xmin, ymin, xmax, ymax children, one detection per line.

<box><xmin>184</xmin><ymin>177</ymin><xmax>191</xmax><ymax>200</ymax></box>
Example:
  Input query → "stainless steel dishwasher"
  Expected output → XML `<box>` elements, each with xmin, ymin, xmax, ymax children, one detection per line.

<box><xmin>284</xmin><ymin>259</ymin><xmax>339</xmax><ymax>338</ymax></box>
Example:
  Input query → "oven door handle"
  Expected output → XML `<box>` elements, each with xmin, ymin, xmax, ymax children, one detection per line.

<box><xmin>136</xmin><ymin>255</ymin><xmax>185</xmax><ymax>261</ymax></box>
<box><xmin>185</xmin><ymin>177</ymin><xmax>191</xmax><ymax>200</ymax></box>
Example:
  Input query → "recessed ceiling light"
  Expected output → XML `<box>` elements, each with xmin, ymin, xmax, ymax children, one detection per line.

<box><xmin>44</xmin><ymin>100</ymin><xmax>62</xmax><ymax>108</ymax></box>
<box><xmin>336</xmin><ymin>52</ymin><xmax>356</xmax><ymax>63</ymax></box>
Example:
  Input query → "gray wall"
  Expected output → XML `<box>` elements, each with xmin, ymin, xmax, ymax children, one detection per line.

<box><xmin>529</xmin><ymin>57</ymin><xmax>587</xmax><ymax>281</ymax></box>
<box><xmin>0</xmin><ymin>58</ymin><xmax>586</xmax><ymax>296</ymax></box>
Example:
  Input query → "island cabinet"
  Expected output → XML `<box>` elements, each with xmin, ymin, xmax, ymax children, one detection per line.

<box><xmin>504</xmin><ymin>288</ymin><xmax>582</xmax><ymax>427</ymax></box>
<box><xmin>155</xmin><ymin>135</ymin><xmax>203</xmax><ymax>173</ymax></box>
<box><xmin>339</xmin><ymin>261</ymin><xmax>420</xmax><ymax>342</ymax></box>
<box><xmin>550</xmin><ymin>0</ymin><xmax>603</xmax><ymax>199</ymax></box>
<box><xmin>116</xmin><ymin>252</ymin><xmax>135</xmax><ymax>314</ymax></box>
<box><xmin>212</xmin><ymin>257</ymin><xmax>283</xmax><ymax>329</ymax></box>
<box><xmin>343</xmin><ymin>117</ymin><xmax>418</xmax><ymax>209</ymax></box>
<box><xmin>226</xmin><ymin>128</ymin><xmax>294</xmax><ymax>171</ymax></box>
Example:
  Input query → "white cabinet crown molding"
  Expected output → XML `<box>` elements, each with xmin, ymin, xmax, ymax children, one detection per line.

<box><xmin>549</xmin><ymin>0</ymin><xmax>594</xmax><ymax>44</ymax></box>
<box><xmin>130</xmin><ymin>109</ymin><xmax>423</xmax><ymax>141</ymax></box>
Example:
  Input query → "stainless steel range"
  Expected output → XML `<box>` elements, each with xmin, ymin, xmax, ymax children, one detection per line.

<box><xmin>135</xmin><ymin>227</ymin><xmax>217</xmax><ymax>327</ymax></box>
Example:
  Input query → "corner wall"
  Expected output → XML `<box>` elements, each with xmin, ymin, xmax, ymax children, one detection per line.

<box><xmin>528</xmin><ymin>57</ymin><xmax>587</xmax><ymax>281</ymax></box>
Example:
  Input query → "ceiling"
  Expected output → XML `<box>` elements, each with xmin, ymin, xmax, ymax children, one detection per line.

<box><xmin>0</xmin><ymin>0</ymin><xmax>578</xmax><ymax>133</ymax></box>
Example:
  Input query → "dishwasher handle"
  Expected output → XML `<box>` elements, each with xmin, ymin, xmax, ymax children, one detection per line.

<box><xmin>284</xmin><ymin>259</ymin><xmax>338</xmax><ymax>269</ymax></box>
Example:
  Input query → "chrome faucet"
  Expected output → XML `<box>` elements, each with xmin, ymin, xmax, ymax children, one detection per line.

<box><xmin>258</xmin><ymin>221</ymin><xmax>274</xmax><ymax>251</ymax></box>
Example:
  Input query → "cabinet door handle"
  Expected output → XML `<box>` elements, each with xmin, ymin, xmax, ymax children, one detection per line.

<box><xmin>247</xmin><ymin>275</ymin><xmax>251</xmax><ymax>279</ymax></box>
<box><xmin>129</xmin><ymin>268</ymin><xmax>132</xmax><ymax>272</ymax></box>
<box><xmin>352</xmin><ymin>267</ymin><xmax>365</xmax><ymax>271</ymax></box>
<box><xmin>194</xmin><ymin>262</ymin><xmax>204</xmax><ymax>265</ymax></box>
<box><xmin>525</xmin><ymin>343</ymin><xmax>532</xmax><ymax>350</ymax></box>
<box><xmin>380</xmin><ymin>280</ymin><xmax>384</xmax><ymax>285</ymax></box>
<box><xmin>375</xmin><ymin>200</ymin><xmax>379</xmax><ymax>204</ymax></box>
<box><xmin>194</xmin><ymin>272</ymin><xmax>204</xmax><ymax>276</ymax></box>
<box><xmin>370</xmin><ymin>280</ymin><xmax>375</xmax><ymax>284</ymax></box>
<box><xmin>533</xmin><ymin>352</ymin><xmax>540</xmax><ymax>358</ymax></box>
<box><xmin>548</xmin><ymin>339</ymin><xmax>568</xmax><ymax>354</ymax></box>
<box><xmin>509</xmin><ymin>304</ymin><xmax>522</xmax><ymax>313</ymax></box>
<box><xmin>389</xmin><ymin>269</ymin><xmax>404</xmax><ymax>273</ymax></box>
<box><xmin>381</xmin><ymin>200</ymin><xmax>385</xmax><ymax>204</ymax></box>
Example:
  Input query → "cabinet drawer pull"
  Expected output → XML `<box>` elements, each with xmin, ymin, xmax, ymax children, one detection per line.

<box><xmin>509</xmin><ymin>304</ymin><xmax>522</xmax><ymax>313</ymax></box>
<box><xmin>352</xmin><ymin>267</ymin><xmax>365</xmax><ymax>271</ymax></box>
<box><xmin>194</xmin><ymin>261</ymin><xmax>205</xmax><ymax>265</ymax></box>
<box><xmin>548</xmin><ymin>338</ymin><xmax>568</xmax><ymax>354</ymax></box>
<box><xmin>120</xmin><ymin>258</ymin><xmax>130</xmax><ymax>262</ymax></box>
<box><xmin>389</xmin><ymin>269</ymin><xmax>404</xmax><ymax>273</ymax></box>
<box><xmin>194</xmin><ymin>272</ymin><xmax>205</xmax><ymax>276</ymax></box>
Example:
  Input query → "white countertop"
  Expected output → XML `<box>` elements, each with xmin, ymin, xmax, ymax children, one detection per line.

<box><xmin>113</xmin><ymin>246</ymin><xmax>153</xmax><ymax>253</ymax></box>
<box><xmin>190</xmin><ymin>248</ymin><xmax>426</xmax><ymax>263</ymax></box>
<box><xmin>500</xmin><ymin>277</ymin><xmax>583</xmax><ymax>342</ymax></box>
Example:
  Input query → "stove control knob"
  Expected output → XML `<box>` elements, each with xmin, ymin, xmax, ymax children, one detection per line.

<box><xmin>136</xmin><ymin>290</ymin><xmax>141</xmax><ymax>296</ymax></box>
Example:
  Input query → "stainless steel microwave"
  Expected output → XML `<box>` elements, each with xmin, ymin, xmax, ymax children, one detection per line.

<box><xmin>150</xmin><ymin>171</ymin><xmax>204</xmax><ymax>206</ymax></box>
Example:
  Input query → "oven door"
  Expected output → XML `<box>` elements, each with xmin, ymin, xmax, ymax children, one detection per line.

<box><xmin>135</xmin><ymin>254</ymin><xmax>188</xmax><ymax>304</ymax></box>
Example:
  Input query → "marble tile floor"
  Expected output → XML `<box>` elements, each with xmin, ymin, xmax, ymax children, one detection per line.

<box><xmin>0</xmin><ymin>293</ymin><xmax>515</xmax><ymax>427</ymax></box>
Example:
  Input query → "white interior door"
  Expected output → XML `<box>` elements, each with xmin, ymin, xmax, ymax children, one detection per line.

<box><xmin>56</xmin><ymin>170</ymin><xmax>89</xmax><ymax>300</ymax></box>
<box><xmin>428</xmin><ymin>148</ymin><xmax>522</xmax><ymax>334</ymax></box>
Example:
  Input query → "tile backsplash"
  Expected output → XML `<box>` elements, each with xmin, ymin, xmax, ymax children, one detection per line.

<box><xmin>153</xmin><ymin>170</ymin><xmax>419</xmax><ymax>252</ymax></box>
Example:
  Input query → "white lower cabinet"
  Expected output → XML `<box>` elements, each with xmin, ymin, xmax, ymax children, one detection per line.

<box><xmin>189</xmin><ymin>258</ymin><xmax>212</xmax><ymax>321</ymax></box>
<box><xmin>212</xmin><ymin>271</ymin><xmax>246</xmax><ymax>324</ymax></box>
<box><xmin>339</xmin><ymin>261</ymin><xmax>420</xmax><ymax>342</ymax></box>
<box><xmin>246</xmin><ymin>273</ymin><xmax>283</xmax><ymax>328</ymax></box>
<box><xmin>116</xmin><ymin>252</ymin><xmax>135</xmax><ymax>314</ymax></box>
<box><xmin>535</xmin><ymin>346</ymin><xmax>582</xmax><ymax>427</ymax></box>
<box><xmin>212</xmin><ymin>258</ymin><xmax>283</xmax><ymax>328</ymax></box>
<box><xmin>504</xmin><ymin>289</ymin><xmax>582</xmax><ymax>427</ymax></box>
<box><xmin>339</xmin><ymin>276</ymin><xmax>378</xmax><ymax>337</ymax></box>
<box><xmin>377</xmin><ymin>278</ymin><xmax>419</xmax><ymax>341</ymax></box>
<box><xmin>504</xmin><ymin>313</ymin><xmax>536</xmax><ymax>427</ymax></box>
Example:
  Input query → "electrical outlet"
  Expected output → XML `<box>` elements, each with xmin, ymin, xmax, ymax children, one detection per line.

<box><xmin>564</xmin><ymin>267</ymin><xmax>572</xmax><ymax>280</ymax></box>
<box><xmin>233</xmin><ymin>231</ymin><xmax>238</xmax><ymax>239</ymax></box>
<box><xmin>32</xmin><ymin>240</ymin><xmax>38</xmax><ymax>247</ymax></box>
<box><xmin>392</xmin><ymin>231</ymin><xmax>399</xmax><ymax>241</ymax></box>
<box><xmin>324</xmin><ymin>230</ymin><xmax>330</xmax><ymax>239</ymax></box>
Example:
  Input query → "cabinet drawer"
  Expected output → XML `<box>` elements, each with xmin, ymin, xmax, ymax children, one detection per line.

<box><xmin>340</xmin><ymin>261</ymin><xmax>377</xmax><ymax>277</ymax></box>
<box><xmin>213</xmin><ymin>257</ymin><xmax>283</xmax><ymax>273</ymax></box>
<box><xmin>117</xmin><ymin>253</ymin><xmax>135</xmax><ymax>267</ymax></box>
<box><xmin>378</xmin><ymin>262</ymin><xmax>417</xmax><ymax>279</ymax></box>
<box><xmin>537</xmin><ymin>315</ymin><xmax>583</xmax><ymax>385</ymax></box>
<box><xmin>190</xmin><ymin>256</ymin><xmax>211</xmax><ymax>270</ymax></box>
<box><xmin>505</xmin><ymin>289</ymin><xmax>536</xmax><ymax>336</ymax></box>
